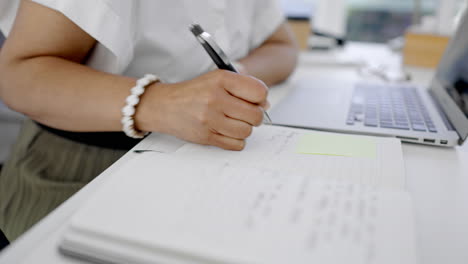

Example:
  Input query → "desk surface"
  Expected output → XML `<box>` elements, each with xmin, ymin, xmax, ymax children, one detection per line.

<box><xmin>1</xmin><ymin>43</ymin><xmax>467</xmax><ymax>264</ymax></box>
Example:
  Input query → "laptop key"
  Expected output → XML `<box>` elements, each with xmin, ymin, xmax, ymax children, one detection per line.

<box><xmin>348</xmin><ymin>86</ymin><xmax>437</xmax><ymax>133</ymax></box>
<box><xmin>427</xmin><ymin>123</ymin><xmax>437</xmax><ymax>132</ymax></box>
<box><xmin>394</xmin><ymin>123</ymin><xmax>410</xmax><ymax>130</ymax></box>
<box><xmin>411</xmin><ymin>123</ymin><xmax>427</xmax><ymax>131</ymax></box>
<box><xmin>411</xmin><ymin>120</ymin><xmax>425</xmax><ymax>125</ymax></box>
<box><xmin>364</xmin><ymin>119</ymin><xmax>378</xmax><ymax>127</ymax></box>
<box><xmin>395</xmin><ymin>121</ymin><xmax>409</xmax><ymax>126</ymax></box>
<box><xmin>380</xmin><ymin>122</ymin><xmax>395</xmax><ymax>128</ymax></box>
<box><xmin>380</xmin><ymin>117</ymin><xmax>393</xmax><ymax>123</ymax></box>
<box><xmin>395</xmin><ymin>118</ymin><xmax>409</xmax><ymax>124</ymax></box>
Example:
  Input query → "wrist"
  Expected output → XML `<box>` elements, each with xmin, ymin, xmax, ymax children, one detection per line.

<box><xmin>133</xmin><ymin>81</ymin><xmax>168</xmax><ymax>134</ymax></box>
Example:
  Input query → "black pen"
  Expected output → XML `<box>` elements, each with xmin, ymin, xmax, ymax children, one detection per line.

<box><xmin>189</xmin><ymin>24</ymin><xmax>272</xmax><ymax>125</ymax></box>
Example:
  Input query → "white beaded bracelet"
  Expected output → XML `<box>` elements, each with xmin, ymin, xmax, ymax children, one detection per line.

<box><xmin>121</xmin><ymin>74</ymin><xmax>159</xmax><ymax>139</ymax></box>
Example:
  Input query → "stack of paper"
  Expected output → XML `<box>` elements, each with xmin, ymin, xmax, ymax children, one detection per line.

<box><xmin>60</xmin><ymin>126</ymin><xmax>416</xmax><ymax>264</ymax></box>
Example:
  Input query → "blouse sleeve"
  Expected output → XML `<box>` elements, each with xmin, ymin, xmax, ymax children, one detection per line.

<box><xmin>0</xmin><ymin>0</ymin><xmax>21</xmax><ymax>36</ymax></box>
<box><xmin>36</xmin><ymin>0</ymin><xmax>137</xmax><ymax>73</ymax></box>
<box><xmin>2</xmin><ymin>0</ymin><xmax>136</xmax><ymax>74</ymax></box>
<box><xmin>249</xmin><ymin>0</ymin><xmax>286</xmax><ymax>49</ymax></box>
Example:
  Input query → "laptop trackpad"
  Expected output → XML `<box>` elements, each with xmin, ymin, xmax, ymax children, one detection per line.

<box><xmin>270</xmin><ymin>79</ymin><xmax>354</xmax><ymax>129</ymax></box>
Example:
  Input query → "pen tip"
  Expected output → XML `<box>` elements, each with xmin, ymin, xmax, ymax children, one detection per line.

<box><xmin>189</xmin><ymin>24</ymin><xmax>204</xmax><ymax>36</ymax></box>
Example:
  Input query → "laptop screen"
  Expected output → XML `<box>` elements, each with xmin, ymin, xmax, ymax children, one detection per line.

<box><xmin>436</xmin><ymin>24</ymin><xmax>468</xmax><ymax>117</ymax></box>
<box><xmin>432</xmin><ymin>9</ymin><xmax>468</xmax><ymax>143</ymax></box>
<box><xmin>446</xmin><ymin>55</ymin><xmax>468</xmax><ymax>117</ymax></box>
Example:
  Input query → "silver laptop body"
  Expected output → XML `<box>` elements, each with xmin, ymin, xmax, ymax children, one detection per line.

<box><xmin>270</xmin><ymin>10</ymin><xmax>468</xmax><ymax>147</ymax></box>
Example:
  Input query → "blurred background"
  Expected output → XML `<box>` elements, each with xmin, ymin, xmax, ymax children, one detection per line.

<box><xmin>280</xmin><ymin>0</ymin><xmax>467</xmax><ymax>43</ymax></box>
<box><xmin>279</xmin><ymin>0</ymin><xmax>468</xmax><ymax>74</ymax></box>
<box><xmin>346</xmin><ymin>0</ymin><xmax>437</xmax><ymax>43</ymax></box>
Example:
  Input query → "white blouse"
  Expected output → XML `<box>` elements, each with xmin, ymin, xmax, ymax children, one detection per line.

<box><xmin>0</xmin><ymin>0</ymin><xmax>284</xmax><ymax>83</ymax></box>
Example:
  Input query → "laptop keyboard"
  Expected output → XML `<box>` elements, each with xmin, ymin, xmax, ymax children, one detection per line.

<box><xmin>346</xmin><ymin>84</ymin><xmax>437</xmax><ymax>133</ymax></box>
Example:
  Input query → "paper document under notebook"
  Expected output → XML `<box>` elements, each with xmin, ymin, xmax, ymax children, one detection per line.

<box><xmin>59</xmin><ymin>126</ymin><xmax>414</xmax><ymax>264</ymax></box>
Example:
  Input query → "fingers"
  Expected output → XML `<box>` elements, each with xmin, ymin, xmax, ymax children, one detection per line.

<box><xmin>149</xmin><ymin>70</ymin><xmax>271</xmax><ymax>151</ymax></box>
<box><xmin>218</xmin><ymin>71</ymin><xmax>269</xmax><ymax>105</ymax></box>
<box><xmin>259</xmin><ymin>100</ymin><xmax>271</xmax><ymax>111</ymax></box>
<box><xmin>196</xmin><ymin>105</ymin><xmax>252</xmax><ymax>150</ymax></box>
<box><xmin>215</xmin><ymin>71</ymin><xmax>269</xmax><ymax>127</ymax></box>
<box><xmin>222</xmin><ymin>95</ymin><xmax>264</xmax><ymax>127</ymax></box>
<box><xmin>212</xmin><ymin>115</ymin><xmax>253</xmax><ymax>140</ymax></box>
<box><xmin>202</xmin><ymin>109</ymin><xmax>252</xmax><ymax>150</ymax></box>
<box><xmin>208</xmin><ymin>132</ymin><xmax>246</xmax><ymax>151</ymax></box>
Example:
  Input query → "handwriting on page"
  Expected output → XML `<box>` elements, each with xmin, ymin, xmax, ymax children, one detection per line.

<box><xmin>246</xmin><ymin>126</ymin><xmax>301</xmax><ymax>155</ymax></box>
<box><xmin>244</xmin><ymin>171</ymin><xmax>381</xmax><ymax>263</ymax></box>
<box><xmin>65</xmin><ymin>124</ymin><xmax>411</xmax><ymax>264</ymax></box>
<box><xmin>175</xmin><ymin>126</ymin><xmax>383</xmax><ymax>188</ymax></box>
<box><xmin>68</xmin><ymin>135</ymin><xmax>413</xmax><ymax>264</ymax></box>
<box><xmin>142</xmin><ymin>157</ymin><xmax>412</xmax><ymax>264</ymax></box>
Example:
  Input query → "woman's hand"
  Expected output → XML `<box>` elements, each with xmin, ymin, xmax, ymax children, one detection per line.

<box><xmin>0</xmin><ymin>0</ymin><xmax>289</xmax><ymax>152</ymax></box>
<box><xmin>136</xmin><ymin>70</ymin><xmax>269</xmax><ymax>151</ymax></box>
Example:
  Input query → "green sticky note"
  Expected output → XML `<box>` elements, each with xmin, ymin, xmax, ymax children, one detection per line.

<box><xmin>296</xmin><ymin>133</ymin><xmax>377</xmax><ymax>158</ymax></box>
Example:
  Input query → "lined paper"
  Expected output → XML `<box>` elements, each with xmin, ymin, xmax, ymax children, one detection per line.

<box><xmin>64</xmin><ymin>155</ymin><xmax>416</xmax><ymax>264</ymax></box>
<box><xmin>174</xmin><ymin>126</ymin><xmax>404</xmax><ymax>190</ymax></box>
<box><xmin>61</xmin><ymin>125</ymin><xmax>411</xmax><ymax>264</ymax></box>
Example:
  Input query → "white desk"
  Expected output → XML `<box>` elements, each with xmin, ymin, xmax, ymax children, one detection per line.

<box><xmin>1</xmin><ymin>43</ymin><xmax>467</xmax><ymax>264</ymax></box>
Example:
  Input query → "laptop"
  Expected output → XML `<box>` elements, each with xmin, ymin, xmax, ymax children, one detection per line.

<box><xmin>270</xmin><ymin>10</ymin><xmax>468</xmax><ymax>147</ymax></box>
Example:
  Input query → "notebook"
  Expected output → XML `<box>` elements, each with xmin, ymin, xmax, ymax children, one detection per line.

<box><xmin>59</xmin><ymin>126</ymin><xmax>416</xmax><ymax>264</ymax></box>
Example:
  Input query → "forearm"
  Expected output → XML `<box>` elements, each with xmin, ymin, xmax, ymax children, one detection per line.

<box><xmin>239</xmin><ymin>23</ymin><xmax>299</xmax><ymax>87</ymax></box>
<box><xmin>0</xmin><ymin>0</ymin><xmax>271</xmax><ymax>151</ymax></box>
<box><xmin>239</xmin><ymin>42</ymin><xmax>298</xmax><ymax>86</ymax></box>
<box><xmin>0</xmin><ymin>56</ymin><xmax>135</xmax><ymax>132</ymax></box>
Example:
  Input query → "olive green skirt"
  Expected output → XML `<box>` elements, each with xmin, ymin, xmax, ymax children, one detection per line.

<box><xmin>0</xmin><ymin>120</ymin><xmax>127</xmax><ymax>241</ymax></box>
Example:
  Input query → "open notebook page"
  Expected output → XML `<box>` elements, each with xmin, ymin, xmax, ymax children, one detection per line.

<box><xmin>61</xmin><ymin>154</ymin><xmax>416</xmax><ymax>264</ymax></box>
<box><xmin>174</xmin><ymin>125</ymin><xmax>405</xmax><ymax>190</ymax></box>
